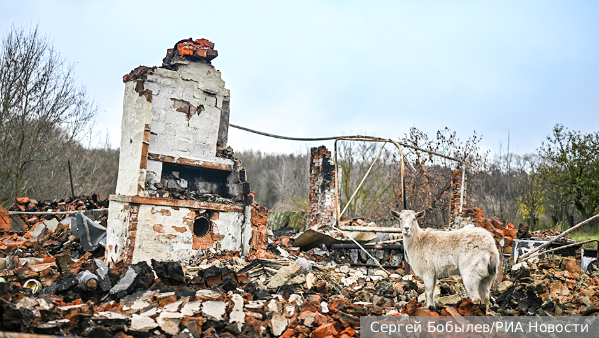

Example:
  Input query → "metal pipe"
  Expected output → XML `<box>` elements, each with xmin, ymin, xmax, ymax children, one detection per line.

<box><xmin>334</xmin><ymin>139</ymin><xmax>340</xmax><ymax>224</ymax></box>
<box><xmin>336</xmin><ymin>137</ymin><xmax>464</xmax><ymax>163</ymax></box>
<box><xmin>331</xmin><ymin>244</ymin><xmax>404</xmax><ymax>249</ymax></box>
<box><xmin>339</xmin><ymin>226</ymin><xmax>403</xmax><ymax>233</ymax></box>
<box><xmin>374</xmin><ymin>238</ymin><xmax>404</xmax><ymax>245</ymax></box>
<box><xmin>402</xmin><ymin>157</ymin><xmax>406</xmax><ymax>209</ymax></box>
<box><xmin>68</xmin><ymin>160</ymin><xmax>75</xmax><ymax>199</ymax></box>
<box><xmin>335</xmin><ymin>137</ymin><xmax>389</xmax><ymax>142</ymax></box>
<box><xmin>389</xmin><ymin>141</ymin><xmax>407</xmax><ymax>210</ymax></box>
<box><xmin>459</xmin><ymin>166</ymin><xmax>466</xmax><ymax>214</ymax></box>
<box><xmin>349</xmin><ymin>263</ymin><xmax>403</xmax><ymax>269</ymax></box>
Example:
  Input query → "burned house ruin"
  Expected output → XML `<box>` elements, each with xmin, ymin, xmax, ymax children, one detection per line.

<box><xmin>106</xmin><ymin>39</ymin><xmax>267</xmax><ymax>265</ymax></box>
<box><xmin>308</xmin><ymin>146</ymin><xmax>337</xmax><ymax>230</ymax></box>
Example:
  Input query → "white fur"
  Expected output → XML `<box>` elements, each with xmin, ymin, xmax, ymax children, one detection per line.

<box><xmin>393</xmin><ymin>210</ymin><xmax>500</xmax><ymax>307</ymax></box>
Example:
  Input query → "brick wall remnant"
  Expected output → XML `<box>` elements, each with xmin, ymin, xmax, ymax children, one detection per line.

<box><xmin>308</xmin><ymin>146</ymin><xmax>337</xmax><ymax>230</ymax></box>
<box><xmin>449</xmin><ymin>170</ymin><xmax>470</xmax><ymax>228</ymax></box>
<box><xmin>106</xmin><ymin>38</ymin><xmax>267</xmax><ymax>265</ymax></box>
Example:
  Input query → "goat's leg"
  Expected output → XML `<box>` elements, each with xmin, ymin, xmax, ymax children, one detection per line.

<box><xmin>461</xmin><ymin>270</ymin><xmax>482</xmax><ymax>304</ymax></box>
<box><xmin>478</xmin><ymin>275</ymin><xmax>493</xmax><ymax>305</ymax></box>
<box><xmin>422</xmin><ymin>274</ymin><xmax>437</xmax><ymax>308</ymax></box>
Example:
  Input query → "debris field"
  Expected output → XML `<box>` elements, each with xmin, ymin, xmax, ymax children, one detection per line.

<box><xmin>0</xmin><ymin>196</ymin><xmax>598</xmax><ymax>338</ymax></box>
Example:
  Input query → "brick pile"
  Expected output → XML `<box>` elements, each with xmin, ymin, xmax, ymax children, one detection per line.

<box><xmin>1</xmin><ymin>197</ymin><xmax>598</xmax><ymax>337</ymax></box>
<box><xmin>462</xmin><ymin>208</ymin><xmax>518</xmax><ymax>254</ymax></box>
<box><xmin>1</xmin><ymin>195</ymin><xmax>108</xmax><ymax>234</ymax></box>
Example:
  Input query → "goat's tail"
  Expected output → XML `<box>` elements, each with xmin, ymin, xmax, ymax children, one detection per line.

<box><xmin>488</xmin><ymin>247</ymin><xmax>500</xmax><ymax>276</ymax></box>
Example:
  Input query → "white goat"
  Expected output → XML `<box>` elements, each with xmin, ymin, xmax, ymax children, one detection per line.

<box><xmin>392</xmin><ymin>209</ymin><xmax>500</xmax><ymax>307</ymax></box>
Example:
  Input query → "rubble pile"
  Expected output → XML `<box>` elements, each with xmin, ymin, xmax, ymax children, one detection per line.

<box><xmin>461</xmin><ymin>209</ymin><xmax>575</xmax><ymax>256</ymax></box>
<box><xmin>2</xmin><ymin>195</ymin><xmax>109</xmax><ymax>232</ymax></box>
<box><xmin>492</xmin><ymin>257</ymin><xmax>599</xmax><ymax>316</ymax></box>
<box><xmin>1</xmin><ymin>200</ymin><xmax>599</xmax><ymax>337</ymax></box>
<box><xmin>0</xmin><ymin>195</ymin><xmax>108</xmax><ymax>260</ymax></box>
<box><xmin>7</xmin><ymin>195</ymin><xmax>108</xmax><ymax>214</ymax></box>
<box><xmin>529</xmin><ymin>228</ymin><xmax>572</xmax><ymax>240</ymax></box>
<box><xmin>460</xmin><ymin>208</ymin><xmax>523</xmax><ymax>255</ymax></box>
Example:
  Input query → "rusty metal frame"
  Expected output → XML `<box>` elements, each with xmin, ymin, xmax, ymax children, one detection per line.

<box><xmin>339</xmin><ymin>225</ymin><xmax>403</xmax><ymax>233</ymax></box>
<box><xmin>333</xmin><ymin>137</ymin><xmax>465</xmax><ymax>225</ymax></box>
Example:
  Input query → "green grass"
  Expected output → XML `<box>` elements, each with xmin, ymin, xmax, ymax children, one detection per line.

<box><xmin>570</xmin><ymin>226</ymin><xmax>599</xmax><ymax>249</ymax></box>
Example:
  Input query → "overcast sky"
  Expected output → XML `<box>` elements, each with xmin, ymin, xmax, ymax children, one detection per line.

<box><xmin>2</xmin><ymin>1</ymin><xmax>598</xmax><ymax>156</ymax></box>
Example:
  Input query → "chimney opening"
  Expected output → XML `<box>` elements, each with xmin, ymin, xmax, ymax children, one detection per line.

<box><xmin>193</xmin><ymin>216</ymin><xmax>211</xmax><ymax>237</ymax></box>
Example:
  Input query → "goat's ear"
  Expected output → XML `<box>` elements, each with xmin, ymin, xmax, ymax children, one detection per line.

<box><xmin>415</xmin><ymin>210</ymin><xmax>426</xmax><ymax>219</ymax></box>
<box><xmin>390</xmin><ymin>210</ymin><xmax>401</xmax><ymax>219</ymax></box>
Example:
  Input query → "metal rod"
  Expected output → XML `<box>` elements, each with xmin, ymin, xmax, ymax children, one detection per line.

<box><xmin>519</xmin><ymin>213</ymin><xmax>599</xmax><ymax>261</ymax></box>
<box><xmin>459</xmin><ymin>166</ymin><xmax>466</xmax><ymax>214</ymax></box>
<box><xmin>68</xmin><ymin>160</ymin><xmax>75</xmax><ymax>199</ymax></box>
<box><xmin>339</xmin><ymin>226</ymin><xmax>403</xmax><ymax>233</ymax></box>
<box><xmin>8</xmin><ymin>209</ymin><xmax>108</xmax><ymax>215</ymax></box>
<box><xmin>349</xmin><ymin>263</ymin><xmax>403</xmax><ymax>269</ymax></box>
<box><xmin>525</xmin><ymin>239</ymin><xmax>598</xmax><ymax>261</ymax></box>
<box><xmin>335</xmin><ymin>137</ymin><xmax>389</xmax><ymax>142</ymax></box>
<box><xmin>402</xmin><ymin>158</ymin><xmax>406</xmax><ymax>209</ymax></box>
<box><xmin>373</xmin><ymin>238</ymin><xmax>404</xmax><ymax>245</ymax></box>
<box><xmin>331</xmin><ymin>243</ymin><xmax>404</xmax><ymax>249</ymax></box>
<box><xmin>394</xmin><ymin>140</ymin><xmax>463</xmax><ymax>163</ymax></box>
<box><xmin>339</xmin><ymin>142</ymin><xmax>387</xmax><ymax>218</ymax></box>
<box><xmin>336</xmin><ymin>137</ymin><xmax>464</xmax><ymax>163</ymax></box>
<box><xmin>334</xmin><ymin>139</ymin><xmax>340</xmax><ymax>224</ymax></box>
<box><xmin>389</xmin><ymin>141</ymin><xmax>407</xmax><ymax>210</ymax></box>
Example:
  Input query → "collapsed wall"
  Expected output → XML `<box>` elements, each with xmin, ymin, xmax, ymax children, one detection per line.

<box><xmin>106</xmin><ymin>39</ymin><xmax>267</xmax><ymax>265</ymax></box>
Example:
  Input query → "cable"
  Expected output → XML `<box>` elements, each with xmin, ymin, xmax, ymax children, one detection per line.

<box><xmin>229</xmin><ymin>123</ymin><xmax>376</xmax><ymax>142</ymax></box>
<box><xmin>230</xmin><ymin>123</ymin><xmax>464</xmax><ymax>164</ymax></box>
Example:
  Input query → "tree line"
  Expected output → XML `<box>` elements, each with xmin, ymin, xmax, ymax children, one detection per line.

<box><xmin>1</xmin><ymin>25</ymin><xmax>597</xmax><ymax>234</ymax></box>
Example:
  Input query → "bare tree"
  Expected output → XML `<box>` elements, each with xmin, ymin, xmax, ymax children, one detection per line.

<box><xmin>272</xmin><ymin>152</ymin><xmax>310</xmax><ymax>211</ymax></box>
<box><xmin>236</xmin><ymin>149</ymin><xmax>310</xmax><ymax>211</ymax></box>
<box><xmin>27</xmin><ymin>133</ymin><xmax>119</xmax><ymax>201</ymax></box>
<box><xmin>0</xmin><ymin>25</ymin><xmax>97</xmax><ymax>205</ymax></box>
<box><xmin>337</xmin><ymin>141</ymin><xmax>397</xmax><ymax>222</ymax></box>
<box><xmin>480</xmin><ymin>149</ymin><xmax>522</xmax><ymax>224</ymax></box>
<box><xmin>399</xmin><ymin>127</ymin><xmax>488</xmax><ymax>227</ymax></box>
